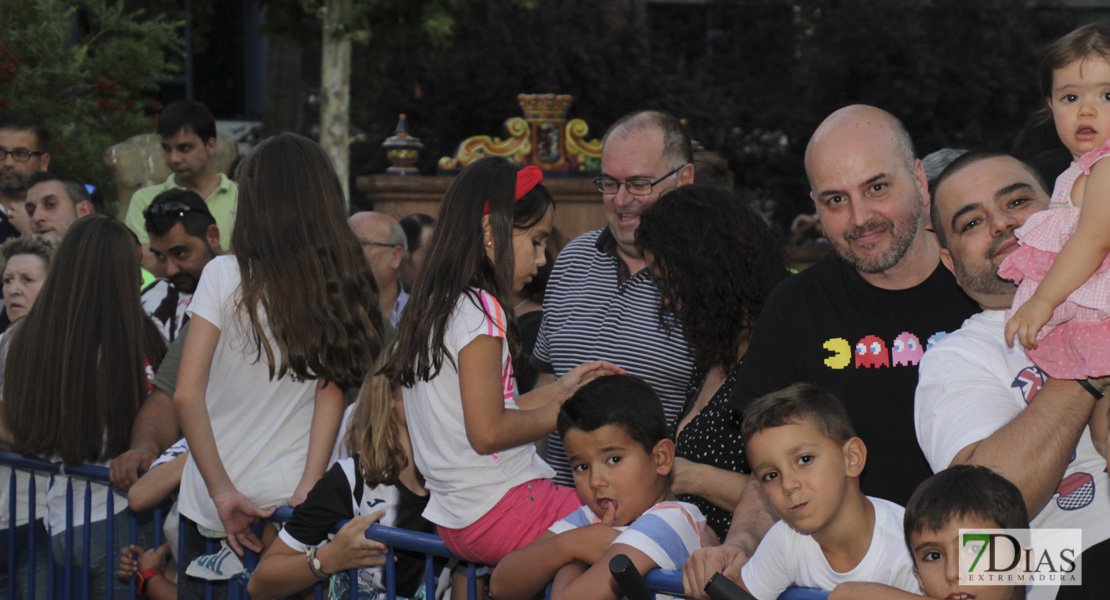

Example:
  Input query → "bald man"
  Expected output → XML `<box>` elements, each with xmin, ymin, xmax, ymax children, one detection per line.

<box><xmin>683</xmin><ymin>106</ymin><xmax>981</xmax><ymax>596</ymax></box>
<box><xmin>349</xmin><ymin>211</ymin><xmax>408</xmax><ymax>327</ymax></box>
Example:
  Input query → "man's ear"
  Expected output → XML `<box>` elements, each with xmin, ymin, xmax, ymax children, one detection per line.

<box><xmin>914</xmin><ymin>159</ymin><xmax>931</xmax><ymax>209</ymax></box>
<box><xmin>205</xmin><ymin>136</ymin><xmax>217</xmax><ymax>158</ymax></box>
<box><xmin>390</xmin><ymin>245</ymin><xmax>404</xmax><ymax>270</ymax></box>
<box><xmin>206</xmin><ymin>223</ymin><xmax>221</xmax><ymax>252</ymax></box>
<box><xmin>39</xmin><ymin>153</ymin><xmax>50</xmax><ymax>172</ymax></box>
<box><xmin>939</xmin><ymin>248</ymin><xmax>956</xmax><ymax>277</ymax></box>
<box><xmin>677</xmin><ymin>162</ymin><xmax>695</xmax><ymax>186</ymax></box>
<box><xmin>843</xmin><ymin>437</ymin><xmax>867</xmax><ymax>477</ymax></box>
<box><xmin>653</xmin><ymin>438</ymin><xmax>676</xmax><ymax>476</ymax></box>
<box><xmin>75</xmin><ymin>200</ymin><xmax>93</xmax><ymax>218</ymax></box>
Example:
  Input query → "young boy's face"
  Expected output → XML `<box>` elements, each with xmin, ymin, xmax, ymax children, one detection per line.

<box><xmin>911</xmin><ymin>515</ymin><xmax>1021</xmax><ymax>600</ymax></box>
<box><xmin>746</xmin><ymin>417</ymin><xmax>863</xmax><ymax>537</ymax></box>
<box><xmin>563</xmin><ymin>424</ymin><xmax>672</xmax><ymax>527</ymax></box>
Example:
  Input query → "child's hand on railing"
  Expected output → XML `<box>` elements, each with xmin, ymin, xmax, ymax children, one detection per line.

<box><xmin>313</xmin><ymin>510</ymin><xmax>390</xmax><ymax>574</ymax></box>
<box><xmin>118</xmin><ymin>543</ymin><xmax>170</xmax><ymax>582</ymax></box>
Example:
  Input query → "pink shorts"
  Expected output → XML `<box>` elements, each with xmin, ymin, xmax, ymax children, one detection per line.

<box><xmin>437</xmin><ymin>479</ymin><xmax>582</xmax><ymax>565</ymax></box>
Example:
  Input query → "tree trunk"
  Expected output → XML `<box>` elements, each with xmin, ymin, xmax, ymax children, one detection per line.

<box><xmin>320</xmin><ymin>0</ymin><xmax>352</xmax><ymax>203</ymax></box>
<box><xmin>264</xmin><ymin>34</ymin><xmax>304</xmax><ymax>136</ymax></box>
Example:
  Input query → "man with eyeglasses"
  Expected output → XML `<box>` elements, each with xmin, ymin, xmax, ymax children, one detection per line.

<box><xmin>531</xmin><ymin>109</ymin><xmax>697</xmax><ymax>486</ymax></box>
<box><xmin>125</xmin><ymin>100</ymin><xmax>237</xmax><ymax>278</ymax></box>
<box><xmin>0</xmin><ymin>113</ymin><xmax>50</xmax><ymax>240</ymax></box>
<box><xmin>349</xmin><ymin>211</ymin><xmax>409</xmax><ymax>329</ymax></box>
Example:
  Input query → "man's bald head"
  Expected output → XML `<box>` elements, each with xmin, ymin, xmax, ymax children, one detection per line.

<box><xmin>804</xmin><ymin>105</ymin><xmax>916</xmax><ymax>189</ymax></box>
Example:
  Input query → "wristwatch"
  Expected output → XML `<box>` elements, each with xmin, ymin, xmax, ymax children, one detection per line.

<box><xmin>307</xmin><ymin>546</ymin><xmax>330</xmax><ymax>581</ymax></box>
<box><xmin>1079</xmin><ymin>378</ymin><xmax>1106</xmax><ymax>400</ymax></box>
<box><xmin>135</xmin><ymin>567</ymin><xmax>163</xmax><ymax>597</ymax></box>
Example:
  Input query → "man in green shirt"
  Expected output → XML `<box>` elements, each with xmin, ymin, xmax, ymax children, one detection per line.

<box><xmin>125</xmin><ymin>100</ymin><xmax>237</xmax><ymax>276</ymax></box>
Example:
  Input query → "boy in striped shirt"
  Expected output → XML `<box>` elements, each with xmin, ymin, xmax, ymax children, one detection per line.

<box><xmin>491</xmin><ymin>375</ymin><xmax>713</xmax><ymax>600</ymax></box>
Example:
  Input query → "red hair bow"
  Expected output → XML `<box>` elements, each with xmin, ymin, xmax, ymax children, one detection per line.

<box><xmin>484</xmin><ymin>165</ymin><xmax>544</xmax><ymax>214</ymax></box>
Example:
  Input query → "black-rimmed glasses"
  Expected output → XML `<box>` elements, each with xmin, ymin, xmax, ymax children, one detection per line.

<box><xmin>593</xmin><ymin>164</ymin><xmax>686</xmax><ymax>196</ymax></box>
<box><xmin>0</xmin><ymin>148</ymin><xmax>45</xmax><ymax>162</ymax></box>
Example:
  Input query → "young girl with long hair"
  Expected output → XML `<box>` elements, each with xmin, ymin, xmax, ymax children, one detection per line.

<box><xmin>248</xmin><ymin>372</ymin><xmax>436</xmax><ymax>600</ymax></box>
<box><xmin>174</xmin><ymin>133</ymin><xmax>384</xmax><ymax>565</ymax></box>
<box><xmin>384</xmin><ymin>157</ymin><xmax>620</xmax><ymax>566</ymax></box>
<box><xmin>0</xmin><ymin>215</ymin><xmax>167</xmax><ymax>597</ymax></box>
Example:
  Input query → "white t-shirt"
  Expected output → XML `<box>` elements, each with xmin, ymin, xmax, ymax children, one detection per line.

<box><xmin>0</xmin><ymin>332</ymin><xmax>48</xmax><ymax>531</ymax></box>
<box><xmin>403</xmin><ymin>289</ymin><xmax>554</xmax><ymax>528</ymax></box>
<box><xmin>177</xmin><ymin>256</ymin><xmax>317</xmax><ymax>532</ymax></box>
<box><xmin>44</xmin><ymin>463</ymin><xmax>128</xmax><ymax>536</ymax></box>
<box><xmin>916</xmin><ymin>309</ymin><xmax>1110</xmax><ymax>600</ymax></box>
<box><xmin>740</xmin><ymin>497</ymin><xmax>919</xmax><ymax>600</ymax></box>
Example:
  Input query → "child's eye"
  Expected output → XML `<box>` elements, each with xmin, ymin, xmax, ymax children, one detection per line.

<box><xmin>606</xmin><ymin>456</ymin><xmax>622</xmax><ymax>465</ymax></box>
<box><xmin>1102</xmin><ymin>92</ymin><xmax>1110</xmax><ymax>102</ymax></box>
<box><xmin>572</xmin><ymin>463</ymin><xmax>588</xmax><ymax>473</ymax></box>
<box><xmin>760</xmin><ymin>471</ymin><xmax>778</xmax><ymax>483</ymax></box>
<box><xmin>1063</xmin><ymin>93</ymin><xmax>1078</xmax><ymax>103</ymax></box>
<box><xmin>797</xmin><ymin>454</ymin><xmax>814</xmax><ymax>466</ymax></box>
<box><xmin>922</xmin><ymin>551</ymin><xmax>943</xmax><ymax>563</ymax></box>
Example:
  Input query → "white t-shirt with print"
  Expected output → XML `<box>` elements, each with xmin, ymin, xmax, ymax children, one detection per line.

<box><xmin>177</xmin><ymin>256</ymin><xmax>317</xmax><ymax>532</ymax></box>
<box><xmin>740</xmin><ymin>497</ymin><xmax>919</xmax><ymax>600</ymax></box>
<box><xmin>403</xmin><ymin>289</ymin><xmax>554</xmax><ymax>528</ymax></box>
<box><xmin>916</xmin><ymin>310</ymin><xmax>1110</xmax><ymax>600</ymax></box>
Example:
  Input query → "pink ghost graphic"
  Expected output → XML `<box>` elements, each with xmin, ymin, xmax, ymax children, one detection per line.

<box><xmin>1055</xmin><ymin>472</ymin><xmax>1095</xmax><ymax>511</ymax></box>
<box><xmin>891</xmin><ymin>332</ymin><xmax>924</xmax><ymax>367</ymax></box>
<box><xmin>854</xmin><ymin>335</ymin><xmax>889</xmax><ymax>369</ymax></box>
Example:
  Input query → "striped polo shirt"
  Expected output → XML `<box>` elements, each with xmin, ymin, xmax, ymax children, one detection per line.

<box><xmin>532</xmin><ymin>227</ymin><xmax>695</xmax><ymax>486</ymax></box>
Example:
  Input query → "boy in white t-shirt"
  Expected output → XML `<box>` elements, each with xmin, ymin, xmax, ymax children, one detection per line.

<box><xmin>831</xmin><ymin>464</ymin><xmax>1028</xmax><ymax>600</ymax></box>
<box><xmin>490</xmin><ymin>375</ymin><xmax>713</xmax><ymax>600</ymax></box>
<box><xmin>735</xmin><ymin>383</ymin><xmax>921</xmax><ymax>600</ymax></box>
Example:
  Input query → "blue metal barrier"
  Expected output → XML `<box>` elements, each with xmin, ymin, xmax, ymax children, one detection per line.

<box><xmin>2</xmin><ymin>451</ymin><xmax>829</xmax><ymax>600</ymax></box>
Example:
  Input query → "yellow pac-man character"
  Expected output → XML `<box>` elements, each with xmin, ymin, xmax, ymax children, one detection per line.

<box><xmin>823</xmin><ymin>337</ymin><xmax>851</xmax><ymax>369</ymax></box>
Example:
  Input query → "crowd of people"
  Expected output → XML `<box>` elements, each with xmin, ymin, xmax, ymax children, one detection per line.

<box><xmin>1</xmin><ymin>20</ymin><xmax>1109</xmax><ymax>600</ymax></box>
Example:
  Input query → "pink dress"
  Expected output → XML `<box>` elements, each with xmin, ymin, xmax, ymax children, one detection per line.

<box><xmin>998</xmin><ymin>138</ymin><xmax>1110</xmax><ymax>379</ymax></box>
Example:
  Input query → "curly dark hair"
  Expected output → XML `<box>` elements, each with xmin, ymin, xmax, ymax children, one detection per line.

<box><xmin>636</xmin><ymin>185</ymin><xmax>786</xmax><ymax>371</ymax></box>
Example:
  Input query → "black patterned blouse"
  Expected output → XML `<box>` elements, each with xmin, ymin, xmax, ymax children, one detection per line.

<box><xmin>672</xmin><ymin>363</ymin><xmax>749</xmax><ymax>540</ymax></box>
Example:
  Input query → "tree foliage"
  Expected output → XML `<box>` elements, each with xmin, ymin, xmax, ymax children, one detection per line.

<box><xmin>343</xmin><ymin>0</ymin><xmax>1074</xmax><ymax>225</ymax></box>
<box><xmin>0</xmin><ymin>0</ymin><xmax>183</xmax><ymax>208</ymax></box>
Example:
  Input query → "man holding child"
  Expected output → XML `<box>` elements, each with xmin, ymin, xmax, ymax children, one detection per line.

<box><xmin>917</xmin><ymin>151</ymin><xmax>1110</xmax><ymax>599</ymax></box>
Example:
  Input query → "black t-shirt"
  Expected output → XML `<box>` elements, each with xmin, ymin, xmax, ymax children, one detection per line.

<box><xmin>729</xmin><ymin>253</ymin><xmax>979</xmax><ymax>505</ymax></box>
<box><xmin>282</xmin><ymin>455</ymin><xmax>436</xmax><ymax>597</ymax></box>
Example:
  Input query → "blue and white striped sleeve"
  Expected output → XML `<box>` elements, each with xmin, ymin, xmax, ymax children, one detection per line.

<box><xmin>612</xmin><ymin>502</ymin><xmax>709</xmax><ymax>570</ymax></box>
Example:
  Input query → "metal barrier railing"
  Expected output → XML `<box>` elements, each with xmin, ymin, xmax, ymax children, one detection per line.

<box><xmin>1</xmin><ymin>451</ymin><xmax>710</xmax><ymax>600</ymax></box>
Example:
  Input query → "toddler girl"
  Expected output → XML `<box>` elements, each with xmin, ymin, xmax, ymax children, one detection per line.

<box><xmin>1000</xmin><ymin>23</ymin><xmax>1110</xmax><ymax>461</ymax></box>
<box><xmin>384</xmin><ymin>157</ymin><xmax>620</xmax><ymax>565</ymax></box>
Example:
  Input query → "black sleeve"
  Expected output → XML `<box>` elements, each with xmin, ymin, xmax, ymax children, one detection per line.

<box><xmin>282</xmin><ymin>461</ymin><xmax>356</xmax><ymax>546</ymax></box>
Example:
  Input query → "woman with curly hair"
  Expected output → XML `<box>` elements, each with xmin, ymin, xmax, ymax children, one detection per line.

<box><xmin>635</xmin><ymin>185</ymin><xmax>787</xmax><ymax>540</ymax></box>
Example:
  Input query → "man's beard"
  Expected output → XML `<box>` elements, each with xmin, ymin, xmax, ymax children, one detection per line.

<box><xmin>955</xmin><ymin>232</ymin><xmax>1019</xmax><ymax>297</ymax></box>
<box><xmin>834</xmin><ymin>199</ymin><xmax>922</xmax><ymax>275</ymax></box>
<box><xmin>0</xmin><ymin>168</ymin><xmax>27</xmax><ymax>193</ymax></box>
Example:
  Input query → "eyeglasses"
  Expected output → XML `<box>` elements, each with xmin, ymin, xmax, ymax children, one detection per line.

<box><xmin>593</xmin><ymin>164</ymin><xmax>686</xmax><ymax>196</ymax></box>
<box><xmin>0</xmin><ymin>148</ymin><xmax>45</xmax><ymax>162</ymax></box>
<box><xmin>359</xmin><ymin>240</ymin><xmax>400</xmax><ymax>249</ymax></box>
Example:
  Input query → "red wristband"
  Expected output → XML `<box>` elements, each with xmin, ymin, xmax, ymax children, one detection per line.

<box><xmin>136</xmin><ymin>567</ymin><xmax>163</xmax><ymax>597</ymax></box>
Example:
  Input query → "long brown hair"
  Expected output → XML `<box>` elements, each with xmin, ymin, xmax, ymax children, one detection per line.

<box><xmin>384</xmin><ymin>157</ymin><xmax>554</xmax><ymax>386</ymax></box>
<box><xmin>2</xmin><ymin>216</ymin><xmax>167</xmax><ymax>463</ymax></box>
<box><xmin>231</xmin><ymin>134</ymin><xmax>383</xmax><ymax>390</ymax></box>
<box><xmin>346</xmin><ymin>371</ymin><xmax>408</xmax><ymax>487</ymax></box>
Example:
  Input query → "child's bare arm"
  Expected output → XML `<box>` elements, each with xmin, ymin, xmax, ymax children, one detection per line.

<box><xmin>830</xmin><ymin>582</ymin><xmax>928</xmax><ymax>600</ymax></box>
<box><xmin>550</xmin><ymin>543</ymin><xmax>666</xmax><ymax>600</ymax></box>
<box><xmin>290</xmin><ymin>379</ymin><xmax>344</xmax><ymax>507</ymax></box>
<box><xmin>1006</xmin><ymin>163</ymin><xmax>1110</xmax><ymax>349</ymax></box>
<box><xmin>490</xmin><ymin>526</ymin><xmax>620</xmax><ymax>600</ymax></box>
<box><xmin>128</xmin><ymin>452</ymin><xmax>188</xmax><ymax>512</ymax></box>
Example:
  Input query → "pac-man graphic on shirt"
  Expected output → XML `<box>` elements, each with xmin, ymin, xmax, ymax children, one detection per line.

<box><xmin>823</xmin><ymin>338</ymin><xmax>852</xmax><ymax>369</ymax></box>
<box><xmin>854</xmin><ymin>335</ymin><xmax>889</xmax><ymax>369</ymax></box>
<box><xmin>891</xmin><ymin>332</ymin><xmax>924</xmax><ymax>367</ymax></box>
